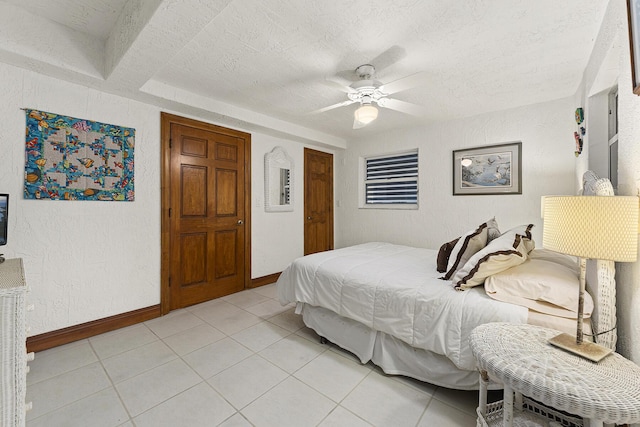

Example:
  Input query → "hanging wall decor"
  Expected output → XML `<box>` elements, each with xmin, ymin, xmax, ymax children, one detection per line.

<box><xmin>24</xmin><ymin>109</ymin><xmax>135</xmax><ymax>201</ymax></box>
<box><xmin>452</xmin><ymin>142</ymin><xmax>522</xmax><ymax>195</ymax></box>
<box><xmin>574</xmin><ymin>132</ymin><xmax>583</xmax><ymax>157</ymax></box>
<box><xmin>573</xmin><ymin>107</ymin><xmax>584</xmax><ymax>157</ymax></box>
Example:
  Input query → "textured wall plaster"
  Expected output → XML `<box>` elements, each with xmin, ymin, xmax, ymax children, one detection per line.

<box><xmin>578</xmin><ymin>0</ymin><xmax>640</xmax><ymax>364</ymax></box>
<box><xmin>251</xmin><ymin>135</ymin><xmax>321</xmax><ymax>277</ymax></box>
<box><xmin>0</xmin><ymin>61</ymin><xmax>316</xmax><ymax>336</ymax></box>
<box><xmin>613</xmin><ymin>2</ymin><xmax>640</xmax><ymax>364</ymax></box>
<box><xmin>335</xmin><ymin>97</ymin><xmax>576</xmax><ymax>252</ymax></box>
<box><xmin>0</xmin><ymin>64</ymin><xmax>160</xmax><ymax>335</ymax></box>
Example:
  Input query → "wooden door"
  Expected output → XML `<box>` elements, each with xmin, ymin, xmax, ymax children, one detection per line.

<box><xmin>304</xmin><ymin>148</ymin><xmax>334</xmax><ymax>255</ymax></box>
<box><xmin>161</xmin><ymin>113</ymin><xmax>251</xmax><ymax>312</ymax></box>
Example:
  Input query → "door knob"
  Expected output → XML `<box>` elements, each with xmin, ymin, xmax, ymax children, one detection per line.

<box><xmin>237</xmin><ymin>219</ymin><xmax>244</xmax><ymax>225</ymax></box>
<box><xmin>307</xmin><ymin>216</ymin><xmax>312</xmax><ymax>220</ymax></box>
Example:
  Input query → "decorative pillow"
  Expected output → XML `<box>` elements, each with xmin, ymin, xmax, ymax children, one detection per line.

<box><xmin>486</xmin><ymin>217</ymin><xmax>501</xmax><ymax>243</ymax></box>
<box><xmin>484</xmin><ymin>258</ymin><xmax>593</xmax><ymax>318</ymax></box>
<box><xmin>581</xmin><ymin>170</ymin><xmax>600</xmax><ymax>195</ymax></box>
<box><xmin>437</xmin><ymin>237</ymin><xmax>460</xmax><ymax>273</ymax></box>
<box><xmin>582</xmin><ymin>170</ymin><xmax>614</xmax><ymax>196</ymax></box>
<box><xmin>444</xmin><ymin>223</ymin><xmax>489</xmax><ymax>280</ymax></box>
<box><xmin>452</xmin><ymin>232</ymin><xmax>528</xmax><ymax>290</ymax></box>
<box><xmin>500</xmin><ymin>224</ymin><xmax>535</xmax><ymax>253</ymax></box>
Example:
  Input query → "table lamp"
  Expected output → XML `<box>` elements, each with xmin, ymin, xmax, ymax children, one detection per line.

<box><xmin>542</xmin><ymin>195</ymin><xmax>639</xmax><ymax>362</ymax></box>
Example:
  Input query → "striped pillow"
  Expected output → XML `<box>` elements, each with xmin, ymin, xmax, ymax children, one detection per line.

<box><xmin>444</xmin><ymin>223</ymin><xmax>489</xmax><ymax>280</ymax></box>
<box><xmin>452</xmin><ymin>232</ymin><xmax>529</xmax><ymax>290</ymax></box>
<box><xmin>437</xmin><ymin>237</ymin><xmax>460</xmax><ymax>273</ymax></box>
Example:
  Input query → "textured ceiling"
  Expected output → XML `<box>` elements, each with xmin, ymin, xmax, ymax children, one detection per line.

<box><xmin>0</xmin><ymin>0</ymin><xmax>609</xmax><ymax>146</ymax></box>
<box><xmin>4</xmin><ymin>0</ymin><xmax>129</xmax><ymax>40</ymax></box>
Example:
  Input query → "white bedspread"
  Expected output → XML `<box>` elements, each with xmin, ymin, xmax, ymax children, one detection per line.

<box><xmin>277</xmin><ymin>242</ymin><xmax>528</xmax><ymax>370</ymax></box>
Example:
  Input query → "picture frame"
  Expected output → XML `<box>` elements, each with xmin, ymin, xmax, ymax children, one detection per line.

<box><xmin>452</xmin><ymin>142</ymin><xmax>522</xmax><ymax>196</ymax></box>
<box><xmin>628</xmin><ymin>0</ymin><xmax>640</xmax><ymax>95</ymax></box>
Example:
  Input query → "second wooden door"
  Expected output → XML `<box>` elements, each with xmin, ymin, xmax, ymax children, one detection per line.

<box><xmin>304</xmin><ymin>148</ymin><xmax>334</xmax><ymax>255</ymax></box>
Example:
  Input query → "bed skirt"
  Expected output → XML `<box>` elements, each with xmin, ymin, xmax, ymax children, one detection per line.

<box><xmin>299</xmin><ymin>302</ymin><xmax>487</xmax><ymax>390</ymax></box>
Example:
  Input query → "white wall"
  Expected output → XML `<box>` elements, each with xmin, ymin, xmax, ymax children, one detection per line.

<box><xmin>578</xmin><ymin>0</ymin><xmax>640</xmax><ymax>363</ymax></box>
<box><xmin>0</xmin><ymin>64</ymin><xmax>161</xmax><ymax>335</ymax></box>
<box><xmin>335</xmin><ymin>97</ymin><xmax>577</xmax><ymax>251</ymax></box>
<box><xmin>586</xmin><ymin>91</ymin><xmax>611</xmax><ymax>179</ymax></box>
<box><xmin>253</xmin><ymin>136</ymin><xmax>312</xmax><ymax>277</ymax></box>
<box><xmin>0</xmin><ymin>62</ymin><xmax>318</xmax><ymax>336</ymax></box>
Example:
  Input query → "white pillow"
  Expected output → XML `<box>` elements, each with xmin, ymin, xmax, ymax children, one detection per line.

<box><xmin>501</xmin><ymin>224</ymin><xmax>535</xmax><ymax>253</ymax></box>
<box><xmin>452</xmin><ymin>232</ymin><xmax>528</xmax><ymax>290</ymax></box>
<box><xmin>503</xmin><ymin>223</ymin><xmax>533</xmax><ymax>238</ymax></box>
<box><xmin>484</xmin><ymin>258</ymin><xmax>593</xmax><ymax>318</ymax></box>
<box><xmin>444</xmin><ymin>223</ymin><xmax>489</xmax><ymax>280</ymax></box>
<box><xmin>529</xmin><ymin>248</ymin><xmax>579</xmax><ymax>274</ymax></box>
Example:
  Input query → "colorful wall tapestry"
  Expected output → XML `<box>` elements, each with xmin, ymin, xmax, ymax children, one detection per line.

<box><xmin>24</xmin><ymin>109</ymin><xmax>135</xmax><ymax>201</ymax></box>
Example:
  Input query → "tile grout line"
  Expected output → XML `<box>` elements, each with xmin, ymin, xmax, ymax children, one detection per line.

<box><xmin>88</xmin><ymin>336</ymin><xmax>136</xmax><ymax>425</ymax></box>
<box><xmin>28</xmin><ymin>285</ymin><xmax>478</xmax><ymax>426</ymax></box>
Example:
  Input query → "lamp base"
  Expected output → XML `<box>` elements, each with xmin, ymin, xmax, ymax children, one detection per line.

<box><xmin>548</xmin><ymin>333</ymin><xmax>613</xmax><ymax>362</ymax></box>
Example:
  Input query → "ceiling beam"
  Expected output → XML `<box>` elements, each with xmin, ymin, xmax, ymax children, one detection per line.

<box><xmin>0</xmin><ymin>2</ymin><xmax>104</xmax><ymax>80</ymax></box>
<box><xmin>140</xmin><ymin>79</ymin><xmax>347</xmax><ymax>148</ymax></box>
<box><xmin>0</xmin><ymin>0</ymin><xmax>345</xmax><ymax>147</ymax></box>
<box><xmin>104</xmin><ymin>0</ymin><xmax>233</xmax><ymax>90</ymax></box>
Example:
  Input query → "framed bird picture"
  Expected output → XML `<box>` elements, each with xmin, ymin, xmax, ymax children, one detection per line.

<box><xmin>452</xmin><ymin>142</ymin><xmax>522</xmax><ymax>196</ymax></box>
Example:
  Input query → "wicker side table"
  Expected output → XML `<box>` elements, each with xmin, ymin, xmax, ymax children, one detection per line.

<box><xmin>470</xmin><ymin>323</ymin><xmax>640</xmax><ymax>427</ymax></box>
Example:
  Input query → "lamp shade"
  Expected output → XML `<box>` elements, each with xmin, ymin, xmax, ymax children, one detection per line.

<box><xmin>354</xmin><ymin>104</ymin><xmax>378</xmax><ymax>124</ymax></box>
<box><xmin>542</xmin><ymin>196</ymin><xmax>639</xmax><ymax>261</ymax></box>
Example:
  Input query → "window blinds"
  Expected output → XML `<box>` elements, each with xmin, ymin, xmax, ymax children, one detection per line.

<box><xmin>365</xmin><ymin>152</ymin><xmax>418</xmax><ymax>204</ymax></box>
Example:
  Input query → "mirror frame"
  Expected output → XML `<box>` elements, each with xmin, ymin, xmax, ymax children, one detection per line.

<box><xmin>264</xmin><ymin>146</ymin><xmax>294</xmax><ymax>212</ymax></box>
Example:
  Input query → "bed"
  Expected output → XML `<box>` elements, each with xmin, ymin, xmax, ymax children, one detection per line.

<box><xmin>276</xmin><ymin>172</ymin><xmax>618</xmax><ymax>390</ymax></box>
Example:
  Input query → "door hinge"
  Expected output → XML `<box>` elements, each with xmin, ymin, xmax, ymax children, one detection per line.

<box><xmin>169</xmin><ymin>138</ymin><xmax>172</xmax><ymax>149</ymax></box>
<box><xmin>168</xmin><ymin>277</ymin><xmax>171</xmax><ymax>287</ymax></box>
<box><xmin>168</xmin><ymin>208</ymin><xmax>172</xmax><ymax>217</ymax></box>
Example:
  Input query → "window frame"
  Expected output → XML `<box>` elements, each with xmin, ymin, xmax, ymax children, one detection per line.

<box><xmin>608</xmin><ymin>87</ymin><xmax>619</xmax><ymax>192</ymax></box>
<box><xmin>359</xmin><ymin>149</ymin><xmax>419</xmax><ymax>210</ymax></box>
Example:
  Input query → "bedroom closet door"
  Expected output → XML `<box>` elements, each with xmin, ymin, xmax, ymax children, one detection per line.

<box><xmin>304</xmin><ymin>148</ymin><xmax>333</xmax><ymax>255</ymax></box>
<box><xmin>161</xmin><ymin>113</ymin><xmax>251</xmax><ymax>312</ymax></box>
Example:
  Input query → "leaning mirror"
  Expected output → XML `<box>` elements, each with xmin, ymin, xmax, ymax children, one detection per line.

<box><xmin>265</xmin><ymin>146</ymin><xmax>294</xmax><ymax>212</ymax></box>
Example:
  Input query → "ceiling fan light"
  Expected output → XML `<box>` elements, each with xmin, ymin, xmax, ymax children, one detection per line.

<box><xmin>354</xmin><ymin>104</ymin><xmax>378</xmax><ymax>124</ymax></box>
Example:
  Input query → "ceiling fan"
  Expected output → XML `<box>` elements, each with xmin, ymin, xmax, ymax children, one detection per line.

<box><xmin>313</xmin><ymin>64</ymin><xmax>429</xmax><ymax>129</ymax></box>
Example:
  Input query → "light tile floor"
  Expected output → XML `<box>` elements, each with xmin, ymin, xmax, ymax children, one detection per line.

<box><xmin>26</xmin><ymin>283</ymin><xmax>480</xmax><ymax>427</ymax></box>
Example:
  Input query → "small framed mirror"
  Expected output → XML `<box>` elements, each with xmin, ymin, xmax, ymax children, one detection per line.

<box><xmin>265</xmin><ymin>146</ymin><xmax>294</xmax><ymax>212</ymax></box>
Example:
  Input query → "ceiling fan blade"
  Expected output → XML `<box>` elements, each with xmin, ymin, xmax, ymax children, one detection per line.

<box><xmin>309</xmin><ymin>100</ymin><xmax>355</xmax><ymax>115</ymax></box>
<box><xmin>370</xmin><ymin>45</ymin><xmax>407</xmax><ymax>73</ymax></box>
<box><xmin>379</xmin><ymin>72</ymin><xmax>430</xmax><ymax>95</ymax></box>
<box><xmin>322</xmin><ymin>78</ymin><xmax>357</xmax><ymax>94</ymax></box>
<box><xmin>378</xmin><ymin>98</ymin><xmax>427</xmax><ymax>116</ymax></box>
<box><xmin>334</xmin><ymin>69</ymin><xmax>359</xmax><ymax>82</ymax></box>
<box><xmin>332</xmin><ymin>46</ymin><xmax>407</xmax><ymax>85</ymax></box>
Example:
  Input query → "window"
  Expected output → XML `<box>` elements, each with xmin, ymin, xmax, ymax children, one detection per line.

<box><xmin>363</xmin><ymin>151</ymin><xmax>418</xmax><ymax>206</ymax></box>
<box><xmin>608</xmin><ymin>87</ymin><xmax>618</xmax><ymax>191</ymax></box>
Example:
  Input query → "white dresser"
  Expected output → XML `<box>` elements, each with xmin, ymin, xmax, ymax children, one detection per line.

<box><xmin>0</xmin><ymin>259</ymin><xmax>32</xmax><ymax>427</ymax></box>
